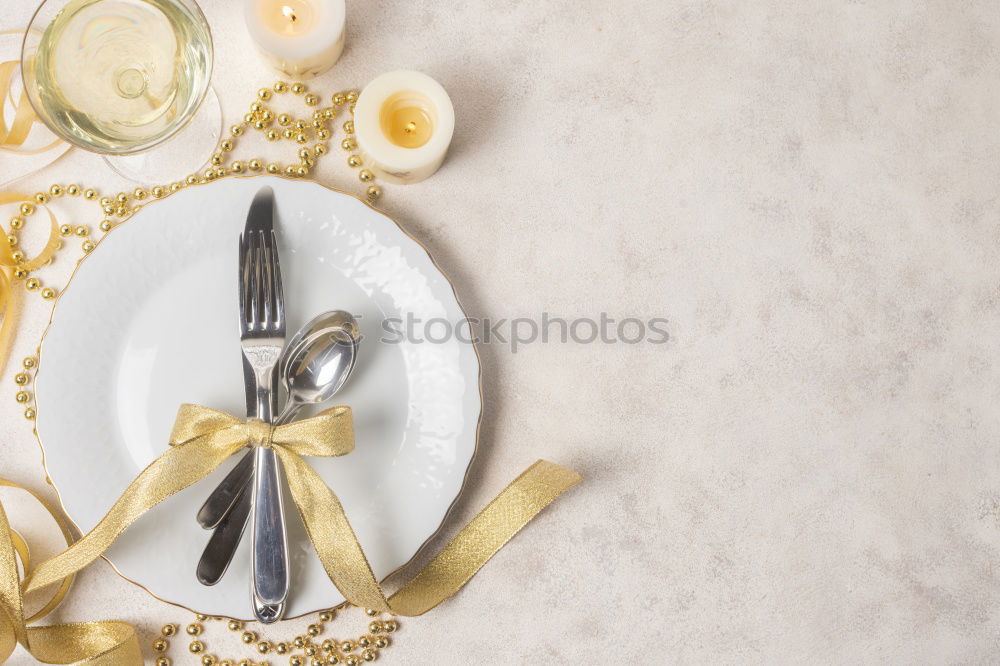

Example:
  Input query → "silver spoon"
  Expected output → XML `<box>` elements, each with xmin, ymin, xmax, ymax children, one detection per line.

<box><xmin>196</xmin><ymin>312</ymin><xmax>359</xmax><ymax>591</ymax></box>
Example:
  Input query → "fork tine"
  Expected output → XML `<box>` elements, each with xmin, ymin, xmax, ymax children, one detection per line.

<box><xmin>238</xmin><ymin>233</ymin><xmax>247</xmax><ymax>330</ymax></box>
<box><xmin>260</xmin><ymin>230</ymin><xmax>273</xmax><ymax>328</ymax></box>
<box><xmin>269</xmin><ymin>231</ymin><xmax>284</xmax><ymax>331</ymax></box>
<box><xmin>251</xmin><ymin>231</ymin><xmax>263</xmax><ymax>331</ymax></box>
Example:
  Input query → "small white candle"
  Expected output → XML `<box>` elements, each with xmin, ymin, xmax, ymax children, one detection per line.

<box><xmin>244</xmin><ymin>0</ymin><xmax>346</xmax><ymax>79</ymax></box>
<box><xmin>354</xmin><ymin>70</ymin><xmax>455</xmax><ymax>184</ymax></box>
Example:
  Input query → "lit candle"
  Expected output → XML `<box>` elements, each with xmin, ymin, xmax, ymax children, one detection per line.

<box><xmin>353</xmin><ymin>70</ymin><xmax>455</xmax><ymax>184</ymax></box>
<box><xmin>244</xmin><ymin>0</ymin><xmax>346</xmax><ymax>79</ymax></box>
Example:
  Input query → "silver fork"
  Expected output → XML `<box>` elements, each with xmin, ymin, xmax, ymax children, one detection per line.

<box><xmin>239</xmin><ymin>219</ymin><xmax>289</xmax><ymax>622</ymax></box>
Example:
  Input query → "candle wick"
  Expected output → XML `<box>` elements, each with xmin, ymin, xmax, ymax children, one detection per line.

<box><xmin>282</xmin><ymin>5</ymin><xmax>297</xmax><ymax>21</ymax></box>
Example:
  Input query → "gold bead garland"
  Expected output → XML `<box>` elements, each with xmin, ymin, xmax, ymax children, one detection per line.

<box><xmin>151</xmin><ymin>607</ymin><xmax>399</xmax><ymax>665</ymax></box>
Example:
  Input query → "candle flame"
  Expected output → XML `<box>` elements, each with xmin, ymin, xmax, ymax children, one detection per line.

<box><xmin>282</xmin><ymin>5</ymin><xmax>297</xmax><ymax>21</ymax></box>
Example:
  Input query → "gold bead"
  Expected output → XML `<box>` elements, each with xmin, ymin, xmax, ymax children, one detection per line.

<box><xmin>314</xmin><ymin>143</ymin><xmax>328</xmax><ymax>156</ymax></box>
<box><xmin>267</xmin><ymin>163</ymin><xmax>280</xmax><ymax>174</ymax></box>
<box><xmin>227</xmin><ymin>619</ymin><xmax>242</xmax><ymax>631</ymax></box>
<box><xmin>75</xmin><ymin>225</ymin><xmax>88</xmax><ymax>237</ymax></box>
<box><xmin>359</xmin><ymin>170</ymin><xmax>373</xmax><ymax>182</ymax></box>
<box><xmin>82</xmin><ymin>240</ymin><xmax>95</xmax><ymax>253</ymax></box>
<box><xmin>19</xmin><ymin>203</ymin><xmax>34</xmax><ymax>216</ymax></box>
<box><xmin>162</xmin><ymin>624</ymin><xmax>177</xmax><ymax>636</ymax></box>
<box><xmin>318</xmin><ymin>610</ymin><xmax>333</xmax><ymax>622</ymax></box>
<box><xmin>220</xmin><ymin>661</ymin><xmax>234</xmax><ymax>666</ymax></box>
<box><xmin>253</xmin><ymin>119</ymin><xmax>266</xmax><ymax>130</ymax></box>
<box><xmin>152</xmin><ymin>638</ymin><xmax>169</xmax><ymax>652</ymax></box>
<box><xmin>346</xmin><ymin>90</ymin><xmax>358</xmax><ymax>103</ymax></box>
<box><xmin>312</xmin><ymin>109</ymin><xmax>323</xmax><ymax>121</ymax></box>
<box><xmin>289</xmin><ymin>657</ymin><xmax>304</xmax><ymax>666</ymax></box>
<box><xmin>311</xmin><ymin>659</ymin><xmax>324</xmax><ymax>666</ymax></box>
<box><xmin>304</xmin><ymin>646</ymin><xmax>317</xmax><ymax>657</ymax></box>
<box><xmin>151</xmin><ymin>186</ymin><xmax>165</xmax><ymax>198</ymax></box>
<box><xmin>170</xmin><ymin>182</ymin><xmax>182</xmax><ymax>192</ymax></box>
<box><xmin>242</xmin><ymin>631</ymin><xmax>257</xmax><ymax>644</ymax></box>
<box><xmin>306</xmin><ymin>624</ymin><xmax>321</xmax><ymax>637</ymax></box>
<box><xmin>186</xmin><ymin>623</ymin><xmax>203</xmax><ymax>636</ymax></box>
<box><xmin>34</xmin><ymin>192</ymin><xmax>48</xmax><ymax>204</ymax></box>
<box><xmin>10</xmin><ymin>250</ymin><xmax>24</xmax><ymax>262</ymax></box>
<box><xmin>366</xmin><ymin>185</ymin><xmax>381</xmax><ymax>201</ymax></box>
<box><xmin>99</xmin><ymin>220</ymin><xmax>112</xmax><ymax>232</ymax></box>
<box><xmin>368</xmin><ymin>621</ymin><xmax>381</xmax><ymax>634</ymax></box>
<box><xmin>382</xmin><ymin>620</ymin><xmax>397</xmax><ymax>632</ymax></box>
<box><xmin>358</xmin><ymin>636</ymin><xmax>371</xmax><ymax>648</ymax></box>
<box><xmin>277</xmin><ymin>113</ymin><xmax>292</xmax><ymax>126</ymax></box>
<box><xmin>102</xmin><ymin>204</ymin><xmax>115</xmax><ymax>215</ymax></box>
<box><xmin>317</xmin><ymin>128</ymin><xmax>330</xmax><ymax>140</ymax></box>
<box><xmin>24</xmin><ymin>407</ymin><xmax>36</xmax><ymax>420</ymax></box>
<box><xmin>298</xmin><ymin>147</ymin><xmax>311</xmax><ymax>160</ymax></box>
<box><xmin>220</xmin><ymin>138</ymin><xmax>234</xmax><ymax>151</ymax></box>
<box><xmin>275</xmin><ymin>642</ymin><xmax>288</xmax><ymax>655</ymax></box>
<box><xmin>342</xmin><ymin>120</ymin><xmax>354</xmax><ymax>134</ymax></box>
<box><xmin>66</xmin><ymin>184</ymin><xmax>80</xmax><ymax>196</ymax></box>
<box><xmin>295</xmin><ymin>133</ymin><xmax>308</xmax><ymax>144</ymax></box>
<box><xmin>41</xmin><ymin>288</ymin><xmax>55</xmax><ymax>300</ymax></box>
<box><xmin>202</xmin><ymin>656</ymin><xmax>218</xmax><ymax>666</ymax></box>
<box><xmin>259</xmin><ymin>88</ymin><xmax>273</xmax><ymax>100</ymax></box>
<box><xmin>157</xmin><ymin>658</ymin><xmax>171</xmax><ymax>666</ymax></box>
<box><xmin>285</xmin><ymin>165</ymin><xmax>297</xmax><ymax>176</ymax></box>
<box><xmin>296</xmin><ymin>166</ymin><xmax>308</xmax><ymax>177</ymax></box>
<box><xmin>262</xmin><ymin>109</ymin><xmax>273</xmax><ymax>121</ymax></box>
<box><xmin>329</xmin><ymin>657</ymin><xmax>341</xmax><ymax>665</ymax></box>
<box><xmin>23</xmin><ymin>358</ymin><xmax>36</xmax><ymax>370</ymax></box>
<box><xmin>130</xmin><ymin>188</ymin><xmax>146</xmax><ymax>201</ymax></box>
<box><xmin>9</xmin><ymin>216</ymin><xmax>23</xmax><ymax>230</ymax></box>
<box><xmin>231</xmin><ymin>161</ymin><xmax>245</xmax><ymax>173</ymax></box>
<box><xmin>282</xmin><ymin>128</ymin><xmax>295</xmax><ymax>140</ymax></box>
<box><xmin>99</xmin><ymin>196</ymin><xmax>112</xmax><ymax>207</ymax></box>
<box><xmin>49</xmin><ymin>184</ymin><xmax>63</xmax><ymax>197</ymax></box>
<box><xmin>361</xmin><ymin>650</ymin><xmax>375</xmax><ymax>662</ymax></box>
<box><xmin>116</xmin><ymin>192</ymin><xmax>129</xmax><ymax>204</ymax></box>
<box><xmin>232</xmin><ymin>125</ymin><xmax>245</xmax><ymax>136</ymax></box>
<box><xmin>374</xmin><ymin>637</ymin><xmax>388</xmax><ymax>649</ymax></box>
<box><xmin>250</xmin><ymin>101</ymin><xmax>264</xmax><ymax>114</ymax></box>
<box><xmin>347</xmin><ymin>155</ymin><xmax>362</xmax><ymax>168</ymax></box>
<box><xmin>304</xmin><ymin>93</ymin><xmax>318</xmax><ymax>106</ymax></box>
<box><xmin>291</xmin><ymin>82</ymin><xmax>306</xmax><ymax>95</ymax></box>
<box><xmin>258</xmin><ymin>640</ymin><xmax>272</xmax><ymax>654</ymax></box>
<box><xmin>341</xmin><ymin>138</ymin><xmax>356</xmax><ymax>151</ymax></box>
<box><xmin>83</xmin><ymin>188</ymin><xmax>97</xmax><ymax>200</ymax></box>
<box><xmin>238</xmin><ymin>661</ymin><xmax>252</xmax><ymax>666</ymax></box>
<box><xmin>15</xmin><ymin>391</ymin><xmax>29</xmax><ymax>403</ymax></box>
<box><xmin>189</xmin><ymin>640</ymin><xmax>204</xmax><ymax>653</ymax></box>
<box><xmin>345</xmin><ymin>656</ymin><xmax>359</xmax><ymax>666</ymax></box>
<box><xmin>6</xmin><ymin>234</ymin><xmax>16</xmax><ymax>247</ymax></box>
<box><xmin>266</xmin><ymin>129</ymin><xmax>279</xmax><ymax>141</ymax></box>
<box><xmin>293</xmin><ymin>120</ymin><xmax>307</xmax><ymax>131</ymax></box>
<box><xmin>187</xmin><ymin>174</ymin><xmax>200</xmax><ymax>185</ymax></box>
<box><xmin>116</xmin><ymin>204</ymin><xmax>129</xmax><ymax>217</ymax></box>
<box><xmin>339</xmin><ymin>641</ymin><xmax>354</xmax><ymax>653</ymax></box>
<box><xmin>248</xmin><ymin>158</ymin><xmax>263</xmax><ymax>171</ymax></box>
<box><xmin>323</xmin><ymin>108</ymin><xmax>335</xmax><ymax>119</ymax></box>
<box><xmin>14</xmin><ymin>374</ymin><xmax>28</xmax><ymax>386</ymax></box>
<box><xmin>332</xmin><ymin>93</ymin><xmax>346</xmax><ymax>105</ymax></box>
<box><xmin>211</xmin><ymin>153</ymin><xmax>223</xmax><ymax>166</ymax></box>
<box><xmin>25</xmin><ymin>278</ymin><xmax>40</xmax><ymax>290</ymax></box>
<box><xmin>293</xmin><ymin>636</ymin><xmax>306</xmax><ymax>648</ymax></box>
<box><xmin>274</xmin><ymin>81</ymin><xmax>288</xmax><ymax>92</ymax></box>
<box><xmin>311</xmin><ymin>119</ymin><xmax>324</xmax><ymax>129</ymax></box>
<box><xmin>13</xmin><ymin>268</ymin><xmax>26</xmax><ymax>279</ymax></box>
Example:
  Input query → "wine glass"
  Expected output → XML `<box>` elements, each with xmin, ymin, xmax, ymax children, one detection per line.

<box><xmin>20</xmin><ymin>0</ymin><xmax>221</xmax><ymax>183</ymax></box>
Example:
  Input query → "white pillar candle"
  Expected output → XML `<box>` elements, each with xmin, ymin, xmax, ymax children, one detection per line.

<box><xmin>353</xmin><ymin>70</ymin><xmax>455</xmax><ymax>184</ymax></box>
<box><xmin>244</xmin><ymin>0</ymin><xmax>346</xmax><ymax>79</ymax></box>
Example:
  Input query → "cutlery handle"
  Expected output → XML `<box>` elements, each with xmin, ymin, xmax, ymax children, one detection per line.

<box><xmin>251</xmin><ymin>445</ymin><xmax>288</xmax><ymax>607</ymax></box>
<box><xmin>196</xmin><ymin>482</ymin><xmax>252</xmax><ymax>585</ymax></box>
<box><xmin>197</xmin><ymin>450</ymin><xmax>255</xmax><ymax>529</ymax></box>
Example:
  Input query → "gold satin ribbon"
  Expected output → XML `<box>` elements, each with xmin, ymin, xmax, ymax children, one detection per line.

<box><xmin>0</xmin><ymin>479</ymin><xmax>142</xmax><ymax>664</ymax></box>
<box><xmin>18</xmin><ymin>404</ymin><xmax>580</xmax><ymax>619</ymax></box>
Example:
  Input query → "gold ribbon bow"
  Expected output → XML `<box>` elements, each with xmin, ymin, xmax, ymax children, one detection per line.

<box><xmin>18</xmin><ymin>404</ymin><xmax>580</xmax><ymax>619</ymax></box>
<box><xmin>0</xmin><ymin>479</ymin><xmax>141</xmax><ymax>664</ymax></box>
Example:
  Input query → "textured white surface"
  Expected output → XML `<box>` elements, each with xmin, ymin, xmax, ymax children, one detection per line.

<box><xmin>3</xmin><ymin>1</ymin><xmax>1000</xmax><ymax>663</ymax></box>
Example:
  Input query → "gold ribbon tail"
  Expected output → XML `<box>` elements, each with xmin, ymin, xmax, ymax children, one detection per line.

<box><xmin>0</xmin><ymin>480</ymin><xmax>142</xmax><ymax>664</ymax></box>
<box><xmin>278</xmin><ymin>452</ymin><xmax>582</xmax><ymax>616</ymax></box>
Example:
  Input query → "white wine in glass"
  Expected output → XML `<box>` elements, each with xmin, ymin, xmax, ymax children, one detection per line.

<box><xmin>22</xmin><ymin>0</ymin><xmax>219</xmax><ymax>181</ymax></box>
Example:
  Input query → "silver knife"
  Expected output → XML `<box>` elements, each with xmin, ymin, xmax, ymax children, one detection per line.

<box><xmin>238</xmin><ymin>186</ymin><xmax>289</xmax><ymax>622</ymax></box>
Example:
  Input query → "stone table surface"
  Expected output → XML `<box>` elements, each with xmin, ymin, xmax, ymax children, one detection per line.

<box><xmin>3</xmin><ymin>1</ymin><xmax>1000</xmax><ymax>663</ymax></box>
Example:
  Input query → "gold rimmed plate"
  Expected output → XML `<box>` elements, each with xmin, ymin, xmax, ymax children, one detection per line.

<box><xmin>34</xmin><ymin>175</ymin><xmax>481</xmax><ymax>619</ymax></box>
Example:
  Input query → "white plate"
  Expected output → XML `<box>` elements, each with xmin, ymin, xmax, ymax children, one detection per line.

<box><xmin>35</xmin><ymin>176</ymin><xmax>480</xmax><ymax>618</ymax></box>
